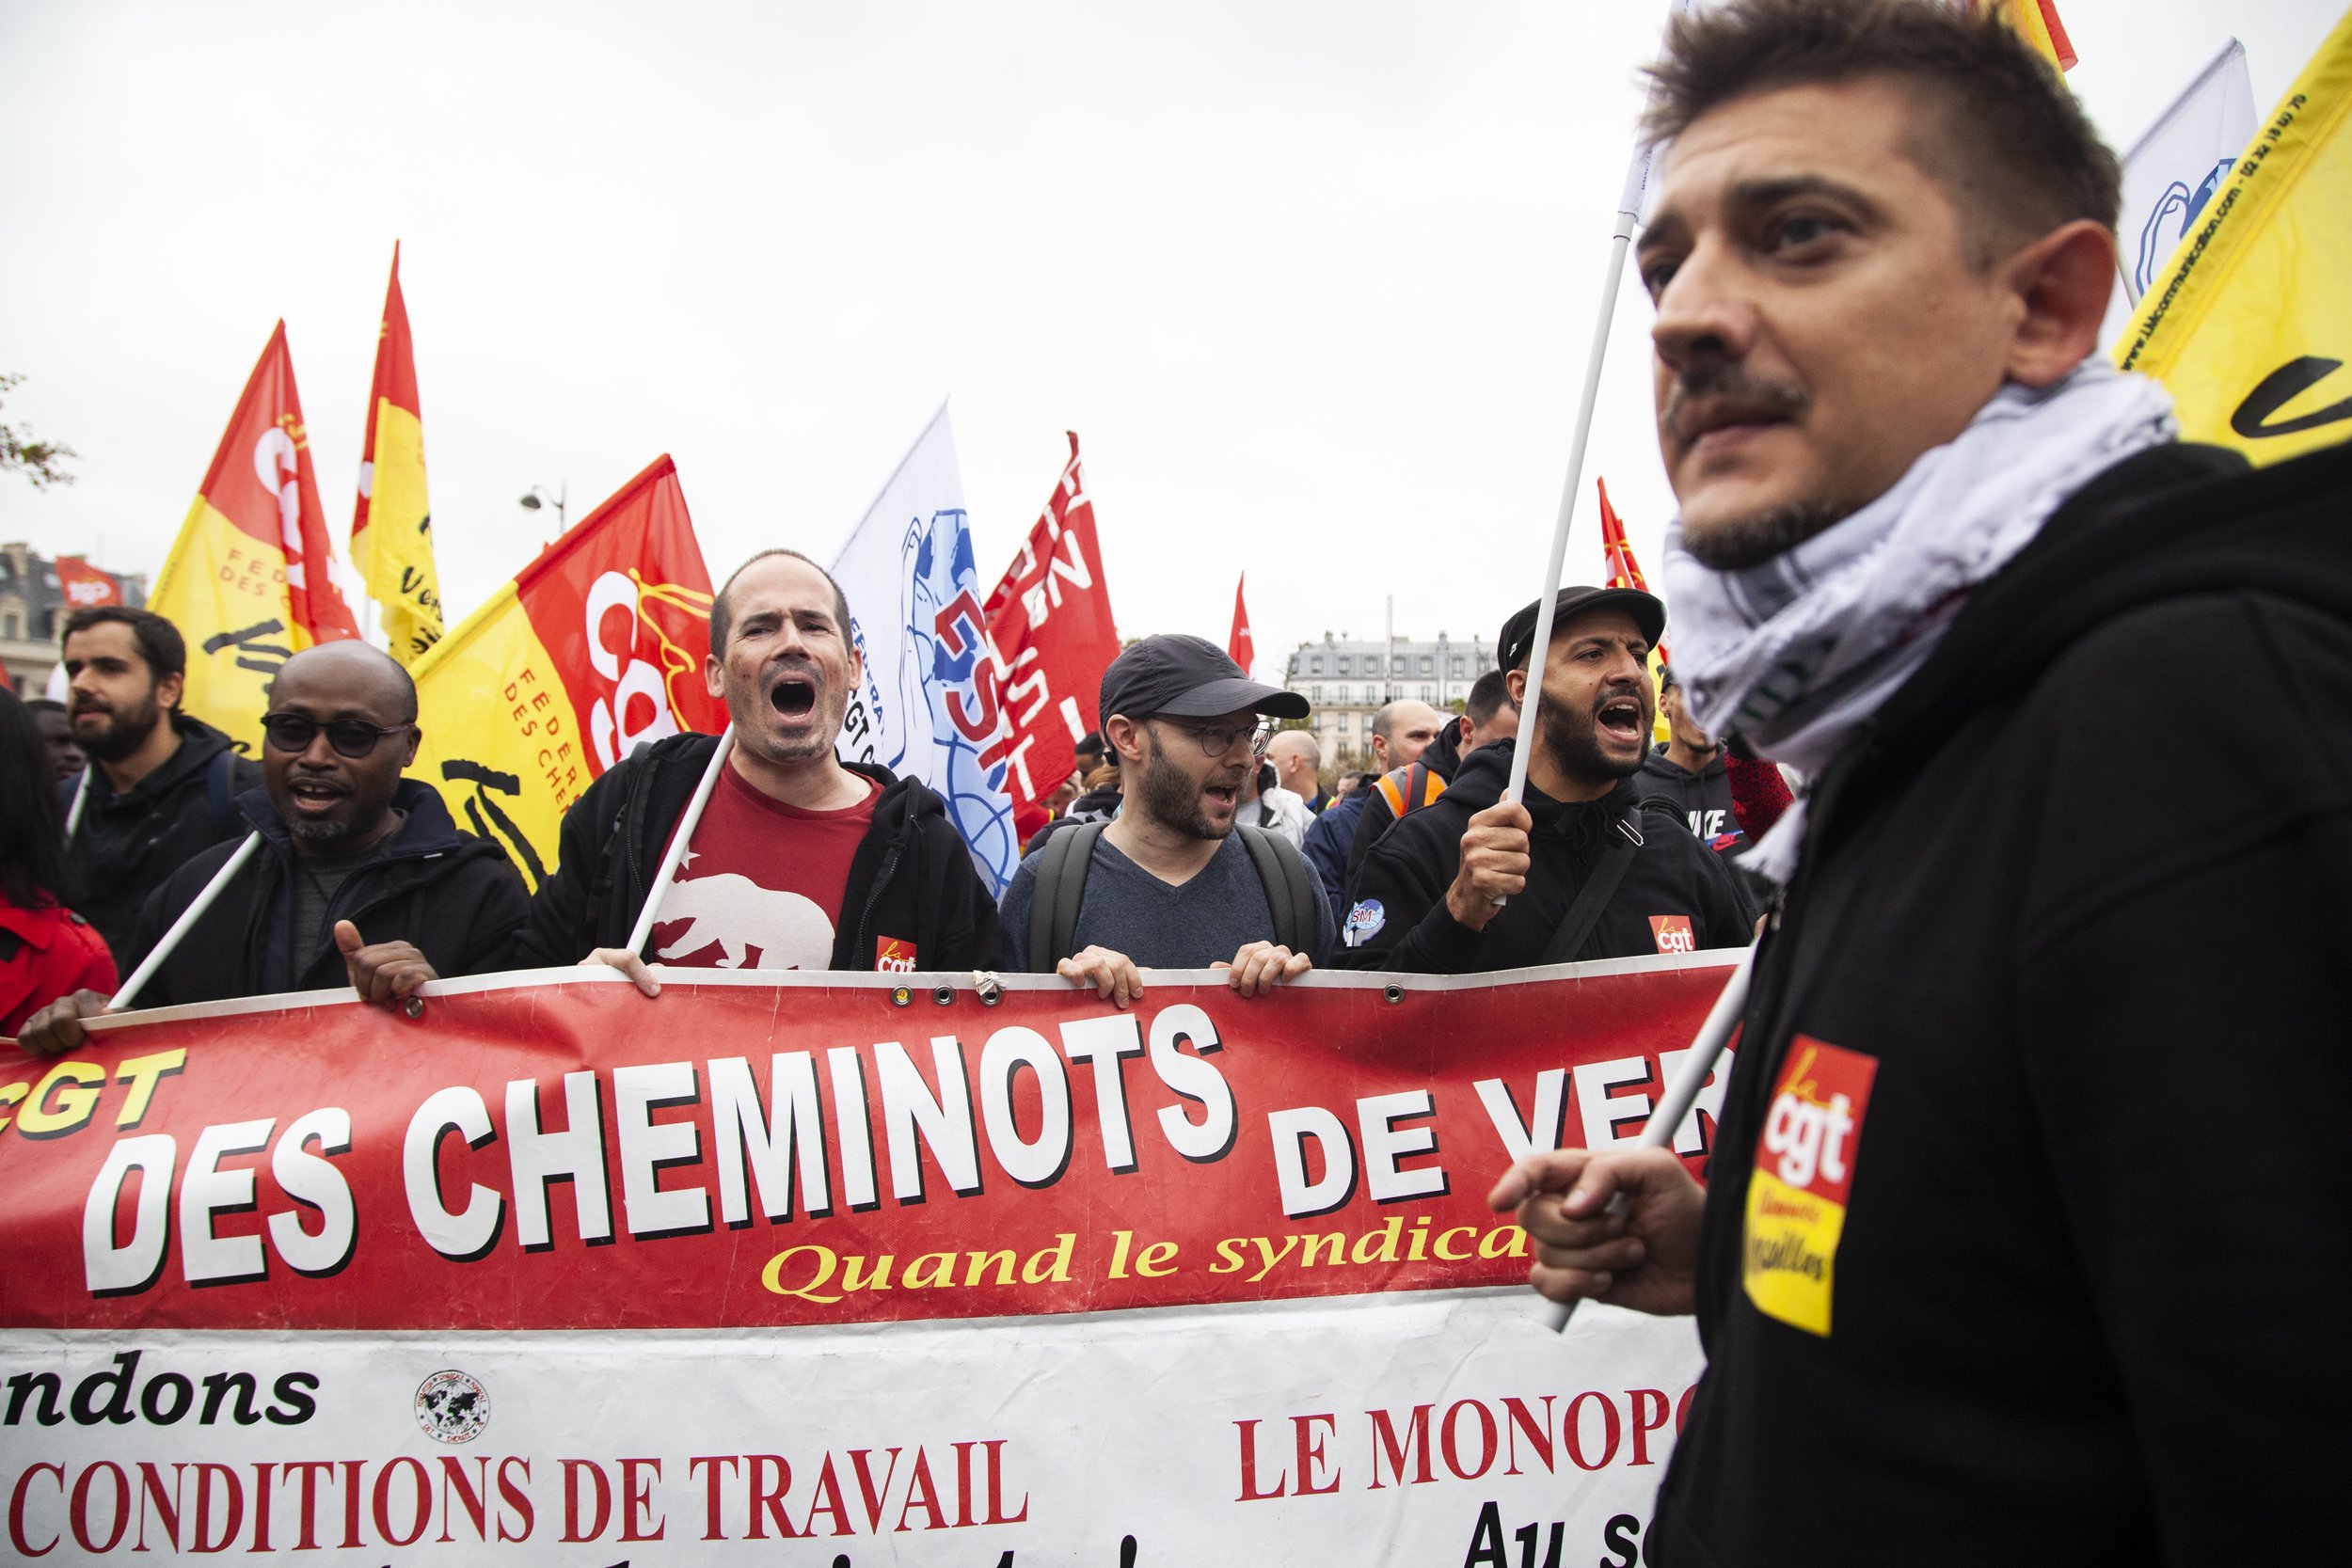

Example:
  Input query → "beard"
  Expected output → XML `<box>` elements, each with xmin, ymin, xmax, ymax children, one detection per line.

<box><xmin>1540</xmin><ymin>697</ymin><xmax>1646</xmax><ymax>791</ymax></box>
<box><xmin>73</xmin><ymin>689</ymin><xmax>162</xmax><ymax>764</ymax></box>
<box><xmin>1678</xmin><ymin>499</ymin><xmax>1855</xmax><ymax>571</ymax></box>
<box><xmin>1136</xmin><ymin>745</ymin><xmax>1231</xmax><ymax>842</ymax></box>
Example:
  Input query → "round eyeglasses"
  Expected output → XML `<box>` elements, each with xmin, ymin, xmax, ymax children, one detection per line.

<box><xmin>1153</xmin><ymin>718</ymin><xmax>1273</xmax><ymax>760</ymax></box>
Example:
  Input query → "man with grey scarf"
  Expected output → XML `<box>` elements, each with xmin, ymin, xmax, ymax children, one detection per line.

<box><xmin>1487</xmin><ymin>1</ymin><xmax>2352</xmax><ymax>1561</ymax></box>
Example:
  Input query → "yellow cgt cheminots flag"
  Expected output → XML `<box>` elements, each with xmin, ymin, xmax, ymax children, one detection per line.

<box><xmin>2116</xmin><ymin>8</ymin><xmax>2352</xmax><ymax>466</ymax></box>
<box><xmin>352</xmin><ymin>243</ymin><xmax>445</xmax><ymax>664</ymax></box>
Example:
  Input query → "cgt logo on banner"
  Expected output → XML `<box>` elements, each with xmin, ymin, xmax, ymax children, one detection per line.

<box><xmin>832</xmin><ymin>404</ymin><xmax>1022</xmax><ymax>894</ymax></box>
<box><xmin>0</xmin><ymin>955</ymin><xmax>1739</xmax><ymax>1562</ymax></box>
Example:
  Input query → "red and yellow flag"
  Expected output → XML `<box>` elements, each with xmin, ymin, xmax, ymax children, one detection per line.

<box><xmin>1967</xmin><ymin>0</ymin><xmax>2076</xmax><ymax>73</ymax></box>
<box><xmin>353</xmin><ymin>244</ymin><xmax>444</xmax><ymax>664</ymax></box>
<box><xmin>148</xmin><ymin>322</ymin><xmax>359</xmax><ymax>749</ymax></box>
<box><xmin>408</xmin><ymin>456</ymin><xmax>725</xmax><ymax>889</ymax></box>
<box><xmin>1598</xmin><ymin>478</ymin><xmax>1674</xmax><ymax>744</ymax></box>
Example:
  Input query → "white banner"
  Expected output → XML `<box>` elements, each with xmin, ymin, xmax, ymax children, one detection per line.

<box><xmin>2120</xmin><ymin>37</ymin><xmax>2258</xmax><ymax>302</ymax></box>
<box><xmin>829</xmin><ymin>404</ymin><xmax>1022</xmax><ymax>893</ymax></box>
<box><xmin>0</xmin><ymin>1298</ymin><xmax>1698</xmax><ymax>1563</ymax></box>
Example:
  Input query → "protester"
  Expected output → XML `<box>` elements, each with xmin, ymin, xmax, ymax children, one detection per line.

<box><xmin>999</xmin><ymin>634</ymin><xmax>1333</xmax><ymax>1003</ymax></box>
<box><xmin>1631</xmin><ymin>664</ymin><xmax>1743</xmax><ymax>852</ymax></box>
<box><xmin>1491</xmin><ymin>3</ymin><xmax>2352</xmax><ymax>1558</ymax></box>
<box><xmin>1343</xmin><ymin>669</ymin><xmax>1521</xmax><ymax>885</ymax></box>
<box><xmin>1266</xmin><ymin>728</ymin><xmax>1325</xmax><ymax>811</ymax></box>
<box><xmin>1235</xmin><ymin>756</ymin><xmax>1314</xmax><ymax>847</ymax></box>
<box><xmin>0</xmin><ymin>689</ymin><xmax>115</xmax><ymax>1036</ymax></box>
<box><xmin>24</xmin><ymin>696</ymin><xmax>84</xmax><ymax>782</ymax></box>
<box><xmin>1337</xmin><ymin>587</ymin><xmax>1752</xmax><ymax>972</ymax></box>
<box><xmin>512</xmin><ymin>549</ymin><xmax>1006</xmax><ymax>990</ymax></box>
<box><xmin>17</xmin><ymin>642</ymin><xmax>527</xmax><ymax>1053</ymax></box>
<box><xmin>57</xmin><ymin>606</ymin><xmax>262</xmax><ymax>958</ymax></box>
<box><xmin>1295</xmin><ymin>698</ymin><xmax>1448</xmax><ymax>914</ymax></box>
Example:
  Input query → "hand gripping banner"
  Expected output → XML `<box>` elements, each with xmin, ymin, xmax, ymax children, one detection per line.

<box><xmin>0</xmin><ymin>954</ymin><xmax>1737</xmax><ymax>1562</ymax></box>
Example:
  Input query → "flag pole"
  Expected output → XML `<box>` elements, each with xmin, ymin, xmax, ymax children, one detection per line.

<box><xmin>63</xmin><ymin>767</ymin><xmax>91</xmax><ymax>841</ymax></box>
<box><xmin>107</xmin><ymin>832</ymin><xmax>263</xmax><ymax>1011</ymax></box>
<box><xmin>623</xmin><ymin>724</ymin><xmax>735</xmax><ymax>959</ymax></box>
<box><xmin>1544</xmin><ymin>942</ymin><xmax>1756</xmax><ymax>1332</ymax></box>
<box><xmin>1502</xmin><ymin>0</ymin><xmax>1685</xmax><ymax>838</ymax></box>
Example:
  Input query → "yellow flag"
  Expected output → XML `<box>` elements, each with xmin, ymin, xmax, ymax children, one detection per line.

<box><xmin>2115</xmin><ymin>9</ymin><xmax>2352</xmax><ymax>465</ymax></box>
<box><xmin>352</xmin><ymin>245</ymin><xmax>445</xmax><ymax>663</ymax></box>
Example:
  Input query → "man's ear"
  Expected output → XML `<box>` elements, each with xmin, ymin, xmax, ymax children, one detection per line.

<box><xmin>155</xmin><ymin>671</ymin><xmax>185</xmax><ymax>714</ymax></box>
<box><xmin>1504</xmin><ymin>667</ymin><xmax>1530</xmax><ymax>708</ymax></box>
<box><xmin>705</xmin><ymin>651</ymin><xmax>724</xmax><ymax>700</ymax></box>
<box><xmin>2002</xmin><ymin>219</ymin><xmax>2117</xmax><ymax>389</ymax></box>
<box><xmin>1104</xmin><ymin>714</ymin><xmax>1146</xmax><ymax>765</ymax></box>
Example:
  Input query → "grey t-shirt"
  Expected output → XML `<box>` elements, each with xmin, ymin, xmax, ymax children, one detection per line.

<box><xmin>999</xmin><ymin>830</ymin><xmax>1335</xmax><ymax>971</ymax></box>
<box><xmin>284</xmin><ymin>811</ymin><xmax>405</xmax><ymax>967</ymax></box>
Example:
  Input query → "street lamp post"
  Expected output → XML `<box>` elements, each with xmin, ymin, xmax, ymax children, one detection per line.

<box><xmin>519</xmin><ymin>483</ymin><xmax>567</xmax><ymax>530</ymax></box>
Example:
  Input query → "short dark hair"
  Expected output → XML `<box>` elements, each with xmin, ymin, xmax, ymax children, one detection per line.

<box><xmin>62</xmin><ymin>605</ymin><xmax>185</xmax><ymax>685</ymax></box>
<box><xmin>1644</xmin><ymin>0</ymin><xmax>2120</xmax><ymax>261</ymax></box>
<box><xmin>1465</xmin><ymin>669</ymin><xmax>1515</xmax><ymax>726</ymax></box>
<box><xmin>1074</xmin><ymin>731</ymin><xmax>1106</xmax><ymax>759</ymax></box>
<box><xmin>0</xmin><ymin>687</ymin><xmax>72</xmax><ymax>908</ymax></box>
<box><xmin>709</xmin><ymin>549</ymin><xmax>854</xmax><ymax>654</ymax></box>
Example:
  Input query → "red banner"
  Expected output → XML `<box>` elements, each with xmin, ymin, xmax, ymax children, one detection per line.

<box><xmin>0</xmin><ymin>960</ymin><xmax>1735</xmax><ymax>1332</ymax></box>
<box><xmin>53</xmin><ymin>556</ymin><xmax>122</xmax><ymax>610</ymax></box>
<box><xmin>980</xmin><ymin>432</ymin><xmax>1120</xmax><ymax>808</ymax></box>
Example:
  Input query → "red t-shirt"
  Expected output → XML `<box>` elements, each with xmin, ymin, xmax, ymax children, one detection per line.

<box><xmin>649</xmin><ymin>766</ymin><xmax>877</xmax><ymax>972</ymax></box>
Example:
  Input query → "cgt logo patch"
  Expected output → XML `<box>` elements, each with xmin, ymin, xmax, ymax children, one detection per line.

<box><xmin>1742</xmin><ymin>1037</ymin><xmax>1877</xmax><ymax>1337</ymax></box>
<box><xmin>874</xmin><ymin>936</ymin><xmax>918</xmax><ymax>974</ymax></box>
<box><xmin>1649</xmin><ymin>915</ymin><xmax>1695</xmax><ymax>955</ymax></box>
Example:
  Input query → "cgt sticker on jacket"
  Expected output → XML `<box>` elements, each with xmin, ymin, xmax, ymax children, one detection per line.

<box><xmin>1743</xmin><ymin>1037</ymin><xmax>1877</xmax><ymax>1337</ymax></box>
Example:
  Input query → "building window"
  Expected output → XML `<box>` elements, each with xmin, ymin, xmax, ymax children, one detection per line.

<box><xmin>1338</xmin><ymin>656</ymin><xmax>1352</xmax><ymax>675</ymax></box>
<box><xmin>1337</xmin><ymin>714</ymin><xmax>1351</xmax><ymax>734</ymax></box>
<box><xmin>1419</xmin><ymin>656</ymin><xmax>1433</xmax><ymax>674</ymax></box>
<box><xmin>1421</xmin><ymin>685</ymin><xmax>1433</xmax><ymax>701</ymax></box>
<box><xmin>1450</xmin><ymin>657</ymin><xmax>1465</xmax><ymax>677</ymax></box>
<box><xmin>1309</xmin><ymin>685</ymin><xmax>1321</xmax><ymax>704</ymax></box>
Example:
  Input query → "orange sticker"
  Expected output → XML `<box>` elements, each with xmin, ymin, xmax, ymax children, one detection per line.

<box><xmin>1742</xmin><ymin>1036</ymin><xmax>1876</xmax><ymax>1337</ymax></box>
<box><xmin>1648</xmin><ymin>915</ymin><xmax>1696</xmax><ymax>955</ymax></box>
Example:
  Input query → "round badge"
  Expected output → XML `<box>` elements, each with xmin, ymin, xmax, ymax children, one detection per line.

<box><xmin>413</xmin><ymin>1370</ymin><xmax>490</xmax><ymax>1444</ymax></box>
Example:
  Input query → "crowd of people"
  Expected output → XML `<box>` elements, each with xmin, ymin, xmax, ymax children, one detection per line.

<box><xmin>8</xmin><ymin>0</ymin><xmax>2348</xmax><ymax>1556</ymax></box>
<box><xmin>7</xmin><ymin>537</ymin><xmax>1779</xmax><ymax>1047</ymax></box>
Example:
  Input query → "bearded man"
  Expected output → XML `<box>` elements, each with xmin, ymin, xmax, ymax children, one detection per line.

<box><xmin>1490</xmin><ymin>1</ymin><xmax>2352</xmax><ymax>1560</ymax></box>
<box><xmin>1336</xmin><ymin>587</ymin><xmax>1752</xmax><ymax>972</ymax></box>
<box><xmin>59</xmin><ymin>606</ymin><xmax>262</xmax><ymax>958</ymax></box>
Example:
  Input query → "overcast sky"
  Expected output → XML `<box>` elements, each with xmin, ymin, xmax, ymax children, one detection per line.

<box><xmin>3</xmin><ymin>1</ymin><xmax>2341</xmax><ymax>675</ymax></box>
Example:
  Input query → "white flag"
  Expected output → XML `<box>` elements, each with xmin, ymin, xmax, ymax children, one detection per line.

<box><xmin>829</xmin><ymin>403</ymin><xmax>1023</xmax><ymax>894</ymax></box>
<box><xmin>2119</xmin><ymin>38</ymin><xmax>2257</xmax><ymax>303</ymax></box>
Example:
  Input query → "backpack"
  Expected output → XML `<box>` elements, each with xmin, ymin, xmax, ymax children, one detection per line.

<box><xmin>1026</xmin><ymin>820</ymin><xmax>1320</xmax><ymax>968</ymax></box>
<box><xmin>1373</xmin><ymin>760</ymin><xmax>1447</xmax><ymax>823</ymax></box>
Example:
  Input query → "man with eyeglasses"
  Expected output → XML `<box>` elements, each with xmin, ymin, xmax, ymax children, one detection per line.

<box><xmin>17</xmin><ymin>642</ymin><xmax>528</xmax><ymax>1053</ymax></box>
<box><xmin>998</xmin><ymin>635</ymin><xmax>1334</xmax><ymax>1005</ymax></box>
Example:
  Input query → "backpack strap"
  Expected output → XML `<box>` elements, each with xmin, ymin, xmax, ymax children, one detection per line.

<box><xmin>1538</xmin><ymin>807</ymin><xmax>1645</xmax><ymax>966</ymax></box>
<box><xmin>1235</xmin><ymin>824</ymin><xmax>1319</xmax><ymax>956</ymax></box>
<box><xmin>1414</xmin><ymin>763</ymin><xmax>1447</xmax><ymax>810</ymax></box>
<box><xmin>205</xmin><ymin>749</ymin><xmax>236</xmax><ymax>835</ymax></box>
<box><xmin>1028</xmin><ymin>819</ymin><xmax>1106</xmax><ymax>968</ymax></box>
<box><xmin>1374</xmin><ymin>768</ymin><xmax>1409</xmax><ymax>819</ymax></box>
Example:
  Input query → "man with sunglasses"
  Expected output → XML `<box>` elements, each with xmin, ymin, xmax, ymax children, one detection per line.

<box><xmin>16</xmin><ymin>642</ymin><xmax>528</xmax><ymax>1053</ymax></box>
<box><xmin>998</xmin><ymin>635</ymin><xmax>1334</xmax><ymax>1005</ymax></box>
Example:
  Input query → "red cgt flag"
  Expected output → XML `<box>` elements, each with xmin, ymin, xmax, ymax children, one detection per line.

<box><xmin>981</xmin><ymin>432</ymin><xmax>1123</xmax><ymax>807</ymax></box>
<box><xmin>1229</xmin><ymin>575</ymin><xmax>1254</xmax><ymax>675</ymax></box>
<box><xmin>54</xmin><ymin>557</ymin><xmax>123</xmax><ymax>610</ymax></box>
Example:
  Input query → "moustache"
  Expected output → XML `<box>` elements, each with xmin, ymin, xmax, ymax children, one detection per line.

<box><xmin>1662</xmin><ymin>362</ymin><xmax>1810</xmax><ymax>447</ymax></box>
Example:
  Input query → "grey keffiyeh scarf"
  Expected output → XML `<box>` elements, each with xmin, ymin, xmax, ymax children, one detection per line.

<box><xmin>1661</xmin><ymin>360</ymin><xmax>2178</xmax><ymax>884</ymax></box>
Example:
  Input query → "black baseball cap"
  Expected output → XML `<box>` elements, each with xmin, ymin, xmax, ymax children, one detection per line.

<box><xmin>1099</xmin><ymin>634</ymin><xmax>1311</xmax><ymax>722</ymax></box>
<box><xmin>1498</xmin><ymin>586</ymin><xmax>1666</xmax><ymax>672</ymax></box>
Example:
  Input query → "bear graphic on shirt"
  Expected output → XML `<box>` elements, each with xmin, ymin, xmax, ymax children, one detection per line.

<box><xmin>654</xmin><ymin>873</ymin><xmax>835</xmax><ymax>969</ymax></box>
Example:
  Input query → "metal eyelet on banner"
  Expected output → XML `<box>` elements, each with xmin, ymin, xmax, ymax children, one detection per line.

<box><xmin>402</xmin><ymin>996</ymin><xmax>425</xmax><ymax>1021</ymax></box>
<box><xmin>1383</xmin><ymin>985</ymin><xmax>1405</xmax><ymax>1005</ymax></box>
<box><xmin>890</xmin><ymin>986</ymin><xmax>913</xmax><ymax>1007</ymax></box>
<box><xmin>932</xmin><ymin>985</ymin><xmax>955</xmax><ymax>1006</ymax></box>
<box><xmin>972</xmin><ymin>972</ymin><xmax>1004</xmax><ymax>1006</ymax></box>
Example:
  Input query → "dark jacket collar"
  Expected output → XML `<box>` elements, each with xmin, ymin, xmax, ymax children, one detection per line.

<box><xmin>87</xmin><ymin>711</ymin><xmax>235</xmax><ymax>804</ymax></box>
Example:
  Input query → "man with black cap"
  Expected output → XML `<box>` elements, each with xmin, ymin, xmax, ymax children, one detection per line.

<box><xmin>998</xmin><ymin>633</ymin><xmax>1334</xmax><ymax>1004</ymax></box>
<box><xmin>1334</xmin><ymin>586</ymin><xmax>1751</xmax><ymax>973</ymax></box>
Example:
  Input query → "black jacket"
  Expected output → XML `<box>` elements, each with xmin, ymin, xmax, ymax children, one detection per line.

<box><xmin>1630</xmin><ymin>746</ymin><xmax>1741</xmax><ymax>850</ymax></box>
<box><xmin>1332</xmin><ymin>739</ymin><xmax>1754</xmax><ymax>972</ymax></box>
<box><xmin>122</xmin><ymin>780</ymin><xmax>529</xmax><ymax>1007</ymax></box>
<box><xmin>65</xmin><ymin>713</ymin><xmax>261</xmax><ymax>959</ymax></box>
<box><xmin>1343</xmin><ymin>718</ymin><xmax>1470</xmax><ymax>883</ymax></box>
<box><xmin>509</xmin><ymin>733</ymin><xmax>1007</xmax><ymax>974</ymax></box>
<box><xmin>1653</xmin><ymin>440</ymin><xmax>2352</xmax><ymax>1564</ymax></box>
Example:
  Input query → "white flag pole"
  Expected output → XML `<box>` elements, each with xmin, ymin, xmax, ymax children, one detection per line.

<box><xmin>63</xmin><ymin>767</ymin><xmax>91</xmax><ymax>841</ymax></box>
<box><xmin>107</xmin><ymin>832</ymin><xmax>262</xmax><ymax>1011</ymax></box>
<box><xmin>623</xmin><ymin>724</ymin><xmax>735</xmax><ymax>959</ymax></box>
<box><xmin>1543</xmin><ymin>941</ymin><xmax>1757</xmax><ymax>1333</ymax></box>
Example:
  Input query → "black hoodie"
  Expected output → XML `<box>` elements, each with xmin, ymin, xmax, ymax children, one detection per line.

<box><xmin>509</xmin><ymin>732</ymin><xmax>1006</xmax><ymax>974</ymax></box>
<box><xmin>64</xmin><ymin>712</ymin><xmax>262</xmax><ymax>960</ymax></box>
<box><xmin>121</xmin><ymin>779</ymin><xmax>529</xmax><ymax>1007</ymax></box>
<box><xmin>1651</xmin><ymin>440</ymin><xmax>2352</xmax><ymax>1564</ymax></box>
<box><xmin>1331</xmin><ymin>738</ymin><xmax>1754</xmax><ymax>972</ymax></box>
<box><xmin>1343</xmin><ymin>718</ymin><xmax>1471</xmax><ymax>883</ymax></box>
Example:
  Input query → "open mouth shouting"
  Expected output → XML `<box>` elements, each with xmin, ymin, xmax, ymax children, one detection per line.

<box><xmin>768</xmin><ymin>673</ymin><xmax>819</xmax><ymax>721</ymax></box>
<box><xmin>283</xmin><ymin>776</ymin><xmax>351</xmax><ymax>818</ymax></box>
<box><xmin>1201</xmin><ymin>781</ymin><xmax>1239</xmax><ymax>816</ymax></box>
<box><xmin>1595</xmin><ymin>691</ymin><xmax>1647</xmax><ymax>750</ymax></box>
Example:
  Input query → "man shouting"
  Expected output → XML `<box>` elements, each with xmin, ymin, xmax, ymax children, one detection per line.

<box><xmin>1491</xmin><ymin>2</ymin><xmax>2352</xmax><ymax>1561</ymax></box>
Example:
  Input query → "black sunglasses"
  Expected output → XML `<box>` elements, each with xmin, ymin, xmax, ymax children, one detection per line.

<box><xmin>262</xmin><ymin>713</ymin><xmax>415</xmax><ymax>759</ymax></box>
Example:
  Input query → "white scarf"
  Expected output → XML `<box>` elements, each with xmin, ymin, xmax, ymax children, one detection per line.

<box><xmin>1661</xmin><ymin>361</ymin><xmax>2177</xmax><ymax>884</ymax></box>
